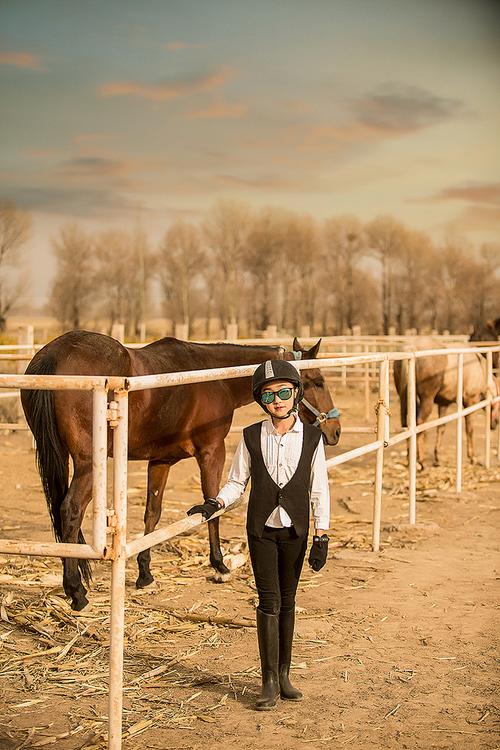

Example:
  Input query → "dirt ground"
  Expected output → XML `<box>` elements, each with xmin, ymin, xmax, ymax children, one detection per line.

<box><xmin>0</xmin><ymin>382</ymin><xmax>499</xmax><ymax>750</ymax></box>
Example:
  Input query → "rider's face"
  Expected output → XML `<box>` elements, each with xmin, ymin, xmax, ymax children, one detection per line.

<box><xmin>260</xmin><ymin>380</ymin><xmax>296</xmax><ymax>417</ymax></box>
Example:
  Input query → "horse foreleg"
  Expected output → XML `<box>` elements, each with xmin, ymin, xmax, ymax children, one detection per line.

<box><xmin>196</xmin><ymin>442</ymin><xmax>231</xmax><ymax>581</ymax></box>
<box><xmin>136</xmin><ymin>460</ymin><xmax>171</xmax><ymax>589</ymax></box>
<box><xmin>434</xmin><ymin>405</ymin><xmax>448</xmax><ymax>466</ymax></box>
<box><xmin>464</xmin><ymin>413</ymin><xmax>477</xmax><ymax>464</ymax></box>
<box><xmin>60</xmin><ymin>466</ymin><xmax>93</xmax><ymax>611</ymax></box>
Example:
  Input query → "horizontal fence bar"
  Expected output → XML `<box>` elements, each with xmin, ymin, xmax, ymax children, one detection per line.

<box><xmin>125</xmin><ymin>354</ymin><xmax>393</xmax><ymax>392</ymax></box>
<box><xmin>386</xmin><ymin>429</ymin><xmax>412</xmax><ymax>447</ymax></box>
<box><xmin>126</xmin><ymin>502</ymin><xmax>241</xmax><ymax>559</ymax></box>
<box><xmin>0</xmin><ymin>540</ymin><xmax>104</xmax><ymax>558</ymax></box>
<box><xmin>415</xmin><ymin>399</ymin><xmax>489</xmax><ymax>434</ymax></box>
<box><xmin>0</xmin><ymin>374</ymin><xmax>120</xmax><ymax>390</ymax></box>
<box><xmin>326</xmin><ymin>440</ymin><xmax>382</xmax><ymax>467</ymax></box>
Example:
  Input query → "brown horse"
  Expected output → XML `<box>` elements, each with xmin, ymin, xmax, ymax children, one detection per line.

<box><xmin>21</xmin><ymin>332</ymin><xmax>341</xmax><ymax>611</ymax></box>
<box><xmin>394</xmin><ymin>338</ymin><xmax>499</xmax><ymax>468</ymax></box>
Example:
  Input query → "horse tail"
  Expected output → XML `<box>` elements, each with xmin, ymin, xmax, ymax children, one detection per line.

<box><xmin>393</xmin><ymin>359</ymin><xmax>409</xmax><ymax>428</ymax></box>
<box><xmin>22</xmin><ymin>354</ymin><xmax>92</xmax><ymax>585</ymax></box>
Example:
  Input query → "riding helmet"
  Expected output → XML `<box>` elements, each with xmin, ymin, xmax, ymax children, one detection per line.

<box><xmin>252</xmin><ymin>359</ymin><xmax>304</xmax><ymax>405</ymax></box>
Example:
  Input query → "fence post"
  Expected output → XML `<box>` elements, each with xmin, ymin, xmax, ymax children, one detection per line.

<box><xmin>108</xmin><ymin>388</ymin><xmax>129</xmax><ymax>750</ymax></box>
<box><xmin>364</xmin><ymin>344</ymin><xmax>370</xmax><ymax>420</ymax></box>
<box><xmin>485</xmin><ymin>350</ymin><xmax>492</xmax><ymax>470</ymax></box>
<box><xmin>455</xmin><ymin>353</ymin><xmax>464</xmax><ymax>493</ymax></box>
<box><xmin>408</xmin><ymin>355</ymin><xmax>417</xmax><ymax>524</ymax></box>
<box><xmin>372</xmin><ymin>358</ymin><xmax>389</xmax><ymax>552</ymax></box>
<box><xmin>111</xmin><ymin>323</ymin><xmax>125</xmax><ymax>343</ymax></box>
<box><xmin>92</xmin><ymin>387</ymin><xmax>108</xmax><ymax>554</ymax></box>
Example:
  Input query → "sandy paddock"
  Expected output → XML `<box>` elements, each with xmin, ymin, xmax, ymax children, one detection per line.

<box><xmin>0</xmin><ymin>380</ymin><xmax>498</xmax><ymax>750</ymax></box>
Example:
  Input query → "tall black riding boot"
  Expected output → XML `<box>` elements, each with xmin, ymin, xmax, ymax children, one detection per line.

<box><xmin>279</xmin><ymin>609</ymin><xmax>303</xmax><ymax>701</ymax></box>
<box><xmin>255</xmin><ymin>608</ymin><xmax>280</xmax><ymax>710</ymax></box>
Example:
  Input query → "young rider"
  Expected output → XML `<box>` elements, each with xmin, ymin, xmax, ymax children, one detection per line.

<box><xmin>187</xmin><ymin>359</ymin><xmax>330</xmax><ymax>710</ymax></box>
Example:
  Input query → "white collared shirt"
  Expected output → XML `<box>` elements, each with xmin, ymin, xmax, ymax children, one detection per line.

<box><xmin>217</xmin><ymin>417</ymin><xmax>330</xmax><ymax>530</ymax></box>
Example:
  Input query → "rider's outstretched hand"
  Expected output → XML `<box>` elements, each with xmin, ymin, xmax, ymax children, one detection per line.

<box><xmin>187</xmin><ymin>497</ymin><xmax>223</xmax><ymax>520</ymax></box>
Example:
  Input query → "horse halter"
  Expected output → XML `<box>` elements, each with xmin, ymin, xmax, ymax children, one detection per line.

<box><xmin>301</xmin><ymin>397</ymin><xmax>341</xmax><ymax>426</ymax></box>
<box><xmin>289</xmin><ymin>349</ymin><xmax>341</xmax><ymax>426</ymax></box>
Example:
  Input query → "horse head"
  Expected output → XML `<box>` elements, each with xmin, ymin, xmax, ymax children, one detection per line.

<box><xmin>470</xmin><ymin>318</ymin><xmax>500</xmax><ymax>371</ymax></box>
<box><xmin>489</xmin><ymin>376</ymin><xmax>500</xmax><ymax>431</ymax></box>
<box><xmin>291</xmin><ymin>337</ymin><xmax>341</xmax><ymax>446</ymax></box>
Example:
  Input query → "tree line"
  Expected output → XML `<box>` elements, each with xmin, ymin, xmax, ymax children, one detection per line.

<box><xmin>1</xmin><ymin>199</ymin><xmax>499</xmax><ymax>337</ymax></box>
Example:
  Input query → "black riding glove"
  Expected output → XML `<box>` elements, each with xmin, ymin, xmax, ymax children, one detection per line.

<box><xmin>187</xmin><ymin>497</ymin><xmax>223</xmax><ymax>520</ymax></box>
<box><xmin>308</xmin><ymin>534</ymin><xmax>329</xmax><ymax>571</ymax></box>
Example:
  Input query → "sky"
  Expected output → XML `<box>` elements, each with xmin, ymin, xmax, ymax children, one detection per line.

<box><xmin>1</xmin><ymin>0</ymin><xmax>499</xmax><ymax>307</ymax></box>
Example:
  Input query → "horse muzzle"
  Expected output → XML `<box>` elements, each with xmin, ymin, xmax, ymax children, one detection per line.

<box><xmin>321</xmin><ymin>422</ymin><xmax>341</xmax><ymax>446</ymax></box>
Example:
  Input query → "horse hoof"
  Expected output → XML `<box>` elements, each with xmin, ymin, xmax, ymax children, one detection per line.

<box><xmin>71</xmin><ymin>595</ymin><xmax>89</xmax><ymax>611</ymax></box>
<box><xmin>136</xmin><ymin>574</ymin><xmax>155</xmax><ymax>589</ymax></box>
<box><xmin>213</xmin><ymin>571</ymin><xmax>232</xmax><ymax>583</ymax></box>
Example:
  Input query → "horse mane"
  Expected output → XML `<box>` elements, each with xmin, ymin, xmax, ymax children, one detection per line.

<box><xmin>138</xmin><ymin>338</ymin><xmax>283</xmax><ymax>371</ymax></box>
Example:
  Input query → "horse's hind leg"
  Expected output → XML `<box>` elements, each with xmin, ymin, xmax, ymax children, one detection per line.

<box><xmin>196</xmin><ymin>443</ymin><xmax>231</xmax><ymax>581</ymax></box>
<box><xmin>464</xmin><ymin>413</ymin><xmax>477</xmax><ymax>464</ymax></box>
<box><xmin>136</xmin><ymin>460</ymin><xmax>171</xmax><ymax>589</ymax></box>
<box><xmin>416</xmin><ymin>395</ymin><xmax>435</xmax><ymax>469</ymax></box>
<box><xmin>60</xmin><ymin>465</ymin><xmax>93</xmax><ymax>611</ymax></box>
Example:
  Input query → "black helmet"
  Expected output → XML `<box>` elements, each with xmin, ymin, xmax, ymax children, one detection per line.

<box><xmin>252</xmin><ymin>359</ymin><xmax>304</xmax><ymax>408</ymax></box>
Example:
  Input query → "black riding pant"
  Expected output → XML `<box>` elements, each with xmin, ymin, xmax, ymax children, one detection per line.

<box><xmin>248</xmin><ymin>526</ymin><xmax>308</xmax><ymax>616</ymax></box>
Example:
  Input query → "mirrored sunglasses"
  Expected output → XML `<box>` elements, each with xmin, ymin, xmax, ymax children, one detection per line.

<box><xmin>261</xmin><ymin>387</ymin><xmax>294</xmax><ymax>405</ymax></box>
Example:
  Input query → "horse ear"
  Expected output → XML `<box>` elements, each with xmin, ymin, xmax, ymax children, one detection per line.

<box><xmin>306</xmin><ymin>338</ymin><xmax>322</xmax><ymax>360</ymax></box>
<box><xmin>292</xmin><ymin>337</ymin><xmax>302</xmax><ymax>352</ymax></box>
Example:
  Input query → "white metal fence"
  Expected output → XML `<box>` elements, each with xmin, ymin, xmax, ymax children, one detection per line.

<box><xmin>0</xmin><ymin>344</ymin><xmax>499</xmax><ymax>749</ymax></box>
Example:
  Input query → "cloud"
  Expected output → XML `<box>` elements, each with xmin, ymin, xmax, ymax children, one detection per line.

<box><xmin>3</xmin><ymin>185</ymin><xmax>134</xmax><ymax>218</ymax></box>
<box><xmin>0</xmin><ymin>51</ymin><xmax>43</xmax><ymax>70</ymax></box>
<box><xmin>429</xmin><ymin>181</ymin><xmax>500</xmax><ymax>206</ymax></box>
<box><xmin>301</xmin><ymin>83</ymin><xmax>464</xmax><ymax>151</ymax></box>
<box><xmin>186</xmin><ymin>99</ymin><xmax>247</xmax><ymax>119</ymax></box>
<box><xmin>59</xmin><ymin>156</ymin><xmax>133</xmax><ymax>177</ymax></box>
<box><xmin>448</xmin><ymin>205</ymin><xmax>500</xmax><ymax>234</ymax></box>
<box><xmin>352</xmin><ymin>83</ymin><xmax>463</xmax><ymax>132</ymax></box>
<box><xmin>99</xmin><ymin>66</ymin><xmax>234</xmax><ymax>101</ymax></box>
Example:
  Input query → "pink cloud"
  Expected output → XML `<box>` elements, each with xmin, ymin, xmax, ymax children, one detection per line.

<box><xmin>300</xmin><ymin>122</ymin><xmax>406</xmax><ymax>151</ymax></box>
<box><xmin>99</xmin><ymin>66</ymin><xmax>234</xmax><ymax>101</ymax></box>
<box><xmin>431</xmin><ymin>182</ymin><xmax>500</xmax><ymax>206</ymax></box>
<box><xmin>0</xmin><ymin>51</ymin><xmax>42</xmax><ymax>70</ymax></box>
<box><xmin>186</xmin><ymin>99</ymin><xmax>247</xmax><ymax>119</ymax></box>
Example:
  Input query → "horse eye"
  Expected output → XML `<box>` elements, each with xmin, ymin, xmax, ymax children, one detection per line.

<box><xmin>314</xmin><ymin>380</ymin><xmax>324</xmax><ymax>388</ymax></box>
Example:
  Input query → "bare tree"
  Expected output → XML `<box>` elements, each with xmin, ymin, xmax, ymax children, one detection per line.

<box><xmin>128</xmin><ymin>224</ymin><xmax>153</xmax><ymax>337</ymax></box>
<box><xmin>468</xmin><ymin>243</ymin><xmax>500</xmax><ymax>326</ymax></box>
<box><xmin>365</xmin><ymin>215</ymin><xmax>406</xmax><ymax>334</ymax></box>
<box><xmin>323</xmin><ymin>215</ymin><xmax>366</xmax><ymax>332</ymax></box>
<box><xmin>244</xmin><ymin>207</ymin><xmax>289</xmax><ymax>331</ymax></box>
<box><xmin>49</xmin><ymin>224</ymin><xmax>95</xmax><ymax>329</ymax></box>
<box><xmin>203</xmin><ymin>200</ymin><xmax>252</xmax><ymax>331</ymax></box>
<box><xmin>281</xmin><ymin>212</ymin><xmax>322</xmax><ymax>333</ymax></box>
<box><xmin>157</xmin><ymin>221</ymin><xmax>204</xmax><ymax>335</ymax></box>
<box><xmin>0</xmin><ymin>201</ymin><xmax>31</xmax><ymax>331</ymax></box>
<box><xmin>391</xmin><ymin>229</ymin><xmax>437</xmax><ymax>332</ymax></box>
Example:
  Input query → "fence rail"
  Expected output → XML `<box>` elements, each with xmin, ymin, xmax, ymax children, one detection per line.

<box><xmin>0</xmin><ymin>342</ymin><xmax>499</xmax><ymax>750</ymax></box>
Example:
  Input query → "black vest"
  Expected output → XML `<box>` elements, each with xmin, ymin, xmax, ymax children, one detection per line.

<box><xmin>243</xmin><ymin>420</ymin><xmax>322</xmax><ymax>538</ymax></box>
